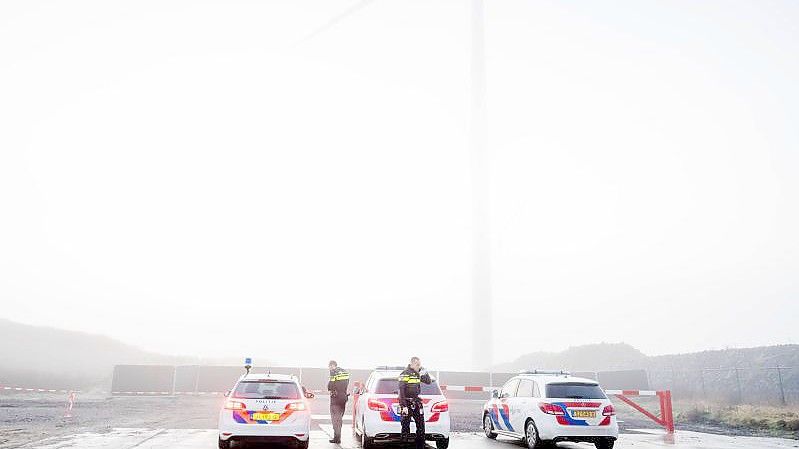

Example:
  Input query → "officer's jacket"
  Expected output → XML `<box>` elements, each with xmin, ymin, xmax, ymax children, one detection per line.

<box><xmin>327</xmin><ymin>367</ymin><xmax>350</xmax><ymax>402</ymax></box>
<box><xmin>398</xmin><ymin>365</ymin><xmax>431</xmax><ymax>402</ymax></box>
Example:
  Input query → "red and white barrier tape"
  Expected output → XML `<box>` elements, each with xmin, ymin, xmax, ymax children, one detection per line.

<box><xmin>7</xmin><ymin>385</ymin><xmax>496</xmax><ymax>396</ymax></box>
<box><xmin>439</xmin><ymin>385</ymin><xmax>489</xmax><ymax>392</ymax></box>
<box><xmin>2</xmin><ymin>386</ymin><xmax>80</xmax><ymax>394</ymax></box>
<box><xmin>604</xmin><ymin>389</ymin><xmax>657</xmax><ymax>396</ymax></box>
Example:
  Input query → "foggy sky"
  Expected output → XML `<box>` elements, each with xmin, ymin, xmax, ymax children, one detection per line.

<box><xmin>1</xmin><ymin>0</ymin><xmax>798</xmax><ymax>370</ymax></box>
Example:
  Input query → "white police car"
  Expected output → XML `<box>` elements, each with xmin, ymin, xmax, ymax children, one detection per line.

<box><xmin>352</xmin><ymin>366</ymin><xmax>451</xmax><ymax>449</ymax></box>
<box><xmin>218</xmin><ymin>369</ymin><xmax>313</xmax><ymax>449</ymax></box>
<box><xmin>482</xmin><ymin>371</ymin><xmax>618</xmax><ymax>449</ymax></box>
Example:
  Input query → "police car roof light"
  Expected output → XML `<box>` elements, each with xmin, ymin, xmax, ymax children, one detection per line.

<box><xmin>375</xmin><ymin>366</ymin><xmax>406</xmax><ymax>371</ymax></box>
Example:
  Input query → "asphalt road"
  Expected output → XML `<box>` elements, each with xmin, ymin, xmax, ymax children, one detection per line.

<box><xmin>3</xmin><ymin>394</ymin><xmax>798</xmax><ymax>449</ymax></box>
<box><xmin>21</xmin><ymin>424</ymin><xmax>799</xmax><ymax>449</ymax></box>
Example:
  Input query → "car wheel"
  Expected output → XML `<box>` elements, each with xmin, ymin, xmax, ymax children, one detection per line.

<box><xmin>361</xmin><ymin>420</ymin><xmax>374</xmax><ymax>449</ymax></box>
<box><xmin>595</xmin><ymin>438</ymin><xmax>615</xmax><ymax>449</ymax></box>
<box><xmin>435</xmin><ymin>438</ymin><xmax>450</xmax><ymax>449</ymax></box>
<box><xmin>218</xmin><ymin>437</ymin><xmax>230</xmax><ymax>449</ymax></box>
<box><xmin>483</xmin><ymin>414</ymin><xmax>497</xmax><ymax>439</ymax></box>
<box><xmin>297</xmin><ymin>440</ymin><xmax>309</xmax><ymax>449</ymax></box>
<box><xmin>524</xmin><ymin>419</ymin><xmax>541</xmax><ymax>449</ymax></box>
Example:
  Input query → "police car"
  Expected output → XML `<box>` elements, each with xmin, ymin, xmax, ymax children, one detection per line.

<box><xmin>352</xmin><ymin>366</ymin><xmax>451</xmax><ymax>449</ymax></box>
<box><xmin>482</xmin><ymin>371</ymin><xmax>618</xmax><ymax>449</ymax></box>
<box><xmin>218</xmin><ymin>367</ymin><xmax>313</xmax><ymax>449</ymax></box>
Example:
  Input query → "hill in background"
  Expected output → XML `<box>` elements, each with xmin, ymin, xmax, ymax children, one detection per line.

<box><xmin>495</xmin><ymin>342</ymin><xmax>799</xmax><ymax>373</ymax></box>
<box><xmin>0</xmin><ymin>318</ymin><xmax>188</xmax><ymax>390</ymax></box>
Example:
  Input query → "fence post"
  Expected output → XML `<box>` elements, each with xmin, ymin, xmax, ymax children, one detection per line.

<box><xmin>734</xmin><ymin>368</ymin><xmax>742</xmax><ymax>404</ymax></box>
<box><xmin>776</xmin><ymin>367</ymin><xmax>786</xmax><ymax>406</ymax></box>
<box><xmin>700</xmin><ymin>369</ymin><xmax>707</xmax><ymax>401</ymax></box>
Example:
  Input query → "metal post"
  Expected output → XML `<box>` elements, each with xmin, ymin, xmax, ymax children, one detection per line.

<box><xmin>700</xmin><ymin>369</ymin><xmax>707</xmax><ymax>401</ymax></box>
<box><xmin>470</xmin><ymin>0</ymin><xmax>492</xmax><ymax>371</ymax></box>
<box><xmin>171</xmin><ymin>366</ymin><xmax>178</xmax><ymax>395</ymax></box>
<box><xmin>670</xmin><ymin>367</ymin><xmax>676</xmax><ymax>395</ymax></box>
<box><xmin>734</xmin><ymin>368</ymin><xmax>742</xmax><ymax>404</ymax></box>
<box><xmin>194</xmin><ymin>365</ymin><xmax>200</xmax><ymax>395</ymax></box>
<box><xmin>776</xmin><ymin>367</ymin><xmax>786</xmax><ymax>406</ymax></box>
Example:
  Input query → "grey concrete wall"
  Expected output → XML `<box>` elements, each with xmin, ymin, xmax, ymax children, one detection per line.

<box><xmin>111</xmin><ymin>365</ymin><xmax>174</xmax><ymax>393</ymax></box>
<box><xmin>111</xmin><ymin>365</ymin><xmax>653</xmax><ymax>398</ymax></box>
<box><xmin>596</xmin><ymin>369</ymin><xmax>649</xmax><ymax>390</ymax></box>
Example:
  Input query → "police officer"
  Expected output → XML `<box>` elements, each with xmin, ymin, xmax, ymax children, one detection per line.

<box><xmin>398</xmin><ymin>357</ymin><xmax>431</xmax><ymax>449</ymax></box>
<box><xmin>327</xmin><ymin>360</ymin><xmax>350</xmax><ymax>444</ymax></box>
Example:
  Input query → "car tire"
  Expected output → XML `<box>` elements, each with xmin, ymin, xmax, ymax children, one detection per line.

<box><xmin>436</xmin><ymin>438</ymin><xmax>450</xmax><ymax>449</ymax></box>
<box><xmin>361</xmin><ymin>420</ymin><xmax>374</xmax><ymax>449</ymax></box>
<box><xmin>595</xmin><ymin>438</ymin><xmax>615</xmax><ymax>449</ymax></box>
<box><xmin>218</xmin><ymin>437</ymin><xmax>230</xmax><ymax>449</ymax></box>
<box><xmin>483</xmin><ymin>413</ymin><xmax>497</xmax><ymax>439</ymax></box>
<box><xmin>297</xmin><ymin>440</ymin><xmax>309</xmax><ymax>449</ymax></box>
<box><xmin>524</xmin><ymin>419</ymin><xmax>541</xmax><ymax>449</ymax></box>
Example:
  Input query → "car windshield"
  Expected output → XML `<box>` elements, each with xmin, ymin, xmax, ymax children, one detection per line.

<box><xmin>232</xmin><ymin>381</ymin><xmax>300</xmax><ymax>399</ymax></box>
<box><xmin>545</xmin><ymin>382</ymin><xmax>606</xmax><ymax>399</ymax></box>
<box><xmin>374</xmin><ymin>378</ymin><xmax>442</xmax><ymax>395</ymax></box>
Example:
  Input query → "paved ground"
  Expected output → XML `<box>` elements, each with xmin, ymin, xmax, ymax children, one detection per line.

<box><xmin>22</xmin><ymin>425</ymin><xmax>799</xmax><ymax>449</ymax></box>
<box><xmin>3</xmin><ymin>394</ymin><xmax>799</xmax><ymax>449</ymax></box>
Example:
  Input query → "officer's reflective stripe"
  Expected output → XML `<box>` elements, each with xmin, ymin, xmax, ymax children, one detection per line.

<box><xmin>399</xmin><ymin>376</ymin><xmax>421</xmax><ymax>384</ymax></box>
<box><xmin>330</xmin><ymin>372</ymin><xmax>350</xmax><ymax>381</ymax></box>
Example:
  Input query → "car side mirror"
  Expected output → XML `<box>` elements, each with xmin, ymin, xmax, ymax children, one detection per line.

<box><xmin>491</xmin><ymin>389</ymin><xmax>499</xmax><ymax>399</ymax></box>
<box><xmin>224</xmin><ymin>390</ymin><xmax>230</xmax><ymax>397</ymax></box>
<box><xmin>305</xmin><ymin>391</ymin><xmax>315</xmax><ymax>399</ymax></box>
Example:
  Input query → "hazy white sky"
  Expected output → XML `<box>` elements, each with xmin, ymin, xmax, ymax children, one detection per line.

<box><xmin>1</xmin><ymin>0</ymin><xmax>797</xmax><ymax>370</ymax></box>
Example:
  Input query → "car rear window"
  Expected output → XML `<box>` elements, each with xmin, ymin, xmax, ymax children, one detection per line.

<box><xmin>545</xmin><ymin>382</ymin><xmax>606</xmax><ymax>399</ymax></box>
<box><xmin>233</xmin><ymin>381</ymin><xmax>300</xmax><ymax>399</ymax></box>
<box><xmin>374</xmin><ymin>378</ymin><xmax>442</xmax><ymax>395</ymax></box>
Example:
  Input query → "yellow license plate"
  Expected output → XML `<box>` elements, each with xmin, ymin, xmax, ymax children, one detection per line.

<box><xmin>571</xmin><ymin>410</ymin><xmax>596</xmax><ymax>419</ymax></box>
<box><xmin>252</xmin><ymin>412</ymin><xmax>281</xmax><ymax>421</ymax></box>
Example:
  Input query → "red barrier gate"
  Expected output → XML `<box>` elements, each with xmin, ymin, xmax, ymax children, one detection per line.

<box><xmin>605</xmin><ymin>390</ymin><xmax>674</xmax><ymax>433</ymax></box>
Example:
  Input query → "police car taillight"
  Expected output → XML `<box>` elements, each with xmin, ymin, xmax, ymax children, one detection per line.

<box><xmin>286</xmin><ymin>401</ymin><xmax>307</xmax><ymax>411</ymax></box>
<box><xmin>602</xmin><ymin>404</ymin><xmax>615</xmax><ymax>416</ymax></box>
<box><xmin>431</xmin><ymin>400</ymin><xmax>449</xmax><ymax>412</ymax></box>
<box><xmin>538</xmin><ymin>403</ymin><xmax>565</xmax><ymax>415</ymax></box>
<box><xmin>224</xmin><ymin>400</ymin><xmax>246</xmax><ymax>410</ymax></box>
<box><xmin>367</xmin><ymin>399</ymin><xmax>388</xmax><ymax>411</ymax></box>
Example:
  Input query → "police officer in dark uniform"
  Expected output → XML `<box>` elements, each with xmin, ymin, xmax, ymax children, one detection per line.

<box><xmin>327</xmin><ymin>360</ymin><xmax>350</xmax><ymax>444</ymax></box>
<box><xmin>398</xmin><ymin>356</ymin><xmax>431</xmax><ymax>449</ymax></box>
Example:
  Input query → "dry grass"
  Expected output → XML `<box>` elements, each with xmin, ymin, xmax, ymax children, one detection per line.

<box><xmin>676</xmin><ymin>401</ymin><xmax>799</xmax><ymax>437</ymax></box>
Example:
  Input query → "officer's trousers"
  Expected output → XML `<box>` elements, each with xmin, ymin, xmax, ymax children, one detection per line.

<box><xmin>330</xmin><ymin>400</ymin><xmax>346</xmax><ymax>442</ymax></box>
<box><xmin>400</xmin><ymin>398</ymin><xmax>425</xmax><ymax>449</ymax></box>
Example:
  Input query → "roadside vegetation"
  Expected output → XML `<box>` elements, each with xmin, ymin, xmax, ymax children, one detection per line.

<box><xmin>676</xmin><ymin>401</ymin><xmax>799</xmax><ymax>438</ymax></box>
